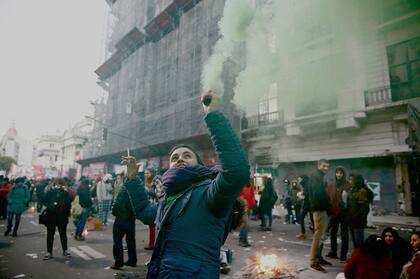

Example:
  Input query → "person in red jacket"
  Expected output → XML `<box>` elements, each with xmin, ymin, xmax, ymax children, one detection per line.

<box><xmin>0</xmin><ymin>178</ymin><xmax>11</xmax><ymax>219</ymax></box>
<box><xmin>400</xmin><ymin>231</ymin><xmax>420</xmax><ymax>279</ymax></box>
<box><xmin>238</xmin><ymin>180</ymin><xmax>256</xmax><ymax>247</ymax></box>
<box><xmin>344</xmin><ymin>234</ymin><xmax>392</xmax><ymax>279</ymax></box>
<box><xmin>327</xmin><ymin>167</ymin><xmax>351</xmax><ymax>261</ymax></box>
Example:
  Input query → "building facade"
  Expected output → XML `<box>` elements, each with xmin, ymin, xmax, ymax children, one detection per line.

<box><xmin>61</xmin><ymin>119</ymin><xmax>93</xmax><ymax>178</ymax></box>
<box><xmin>242</xmin><ymin>0</ymin><xmax>420</xmax><ymax>215</ymax></box>
<box><xmin>34</xmin><ymin>135</ymin><xmax>62</xmax><ymax>178</ymax></box>
<box><xmin>80</xmin><ymin>0</ymin><xmax>243</xmax><ymax>177</ymax></box>
<box><xmin>0</xmin><ymin>123</ymin><xmax>34</xmax><ymax>170</ymax></box>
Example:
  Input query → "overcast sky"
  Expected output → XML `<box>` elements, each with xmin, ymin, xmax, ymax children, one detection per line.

<box><xmin>0</xmin><ymin>0</ymin><xmax>108</xmax><ymax>140</ymax></box>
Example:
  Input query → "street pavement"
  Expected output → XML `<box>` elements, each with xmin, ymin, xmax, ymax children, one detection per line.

<box><xmin>0</xmin><ymin>212</ymin><xmax>349</xmax><ymax>279</ymax></box>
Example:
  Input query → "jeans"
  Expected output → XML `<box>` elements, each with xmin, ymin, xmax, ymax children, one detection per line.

<box><xmin>113</xmin><ymin>218</ymin><xmax>137</xmax><ymax>266</ymax></box>
<box><xmin>239</xmin><ymin>212</ymin><xmax>251</xmax><ymax>243</ymax></box>
<box><xmin>75</xmin><ymin>208</ymin><xmax>89</xmax><ymax>236</ymax></box>
<box><xmin>98</xmin><ymin>200</ymin><xmax>111</xmax><ymax>225</ymax></box>
<box><xmin>310</xmin><ymin>211</ymin><xmax>328</xmax><ymax>265</ymax></box>
<box><xmin>300</xmin><ymin>207</ymin><xmax>314</xmax><ymax>234</ymax></box>
<box><xmin>261</xmin><ymin>210</ymin><xmax>273</xmax><ymax>228</ymax></box>
<box><xmin>47</xmin><ymin>222</ymin><xmax>68</xmax><ymax>254</ymax></box>
<box><xmin>7</xmin><ymin>212</ymin><xmax>21</xmax><ymax>233</ymax></box>
<box><xmin>329</xmin><ymin>215</ymin><xmax>349</xmax><ymax>259</ymax></box>
<box><xmin>350</xmin><ymin>227</ymin><xmax>364</xmax><ymax>248</ymax></box>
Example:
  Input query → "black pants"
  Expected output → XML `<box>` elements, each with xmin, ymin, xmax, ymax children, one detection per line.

<box><xmin>6</xmin><ymin>212</ymin><xmax>21</xmax><ymax>233</ymax></box>
<box><xmin>294</xmin><ymin>204</ymin><xmax>302</xmax><ymax>224</ymax></box>
<box><xmin>113</xmin><ymin>218</ymin><xmax>137</xmax><ymax>266</ymax></box>
<box><xmin>329</xmin><ymin>215</ymin><xmax>349</xmax><ymax>259</ymax></box>
<box><xmin>300</xmin><ymin>207</ymin><xmax>314</xmax><ymax>234</ymax></box>
<box><xmin>0</xmin><ymin>198</ymin><xmax>7</xmax><ymax>219</ymax></box>
<box><xmin>47</xmin><ymin>222</ymin><xmax>68</xmax><ymax>254</ymax></box>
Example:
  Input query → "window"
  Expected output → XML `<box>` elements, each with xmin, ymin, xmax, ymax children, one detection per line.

<box><xmin>258</xmin><ymin>83</ymin><xmax>279</xmax><ymax>125</ymax></box>
<box><xmin>380</xmin><ymin>0</ymin><xmax>420</xmax><ymax>24</ymax></box>
<box><xmin>387</xmin><ymin>37</ymin><xmax>420</xmax><ymax>101</ymax></box>
<box><xmin>50</xmin><ymin>144</ymin><xmax>54</xmax><ymax>149</ymax></box>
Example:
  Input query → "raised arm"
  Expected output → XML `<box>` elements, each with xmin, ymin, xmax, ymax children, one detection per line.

<box><xmin>203</xmin><ymin>93</ymin><xmax>250</xmax><ymax>217</ymax></box>
<box><xmin>124</xmin><ymin>177</ymin><xmax>157</xmax><ymax>225</ymax></box>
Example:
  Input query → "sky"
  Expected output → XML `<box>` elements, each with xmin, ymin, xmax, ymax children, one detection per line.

<box><xmin>0</xmin><ymin>0</ymin><xmax>109</xmax><ymax>140</ymax></box>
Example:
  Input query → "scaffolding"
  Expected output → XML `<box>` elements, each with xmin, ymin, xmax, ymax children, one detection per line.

<box><xmin>89</xmin><ymin>0</ymin><xmax>243</xmax><ymax>161</ymax></box>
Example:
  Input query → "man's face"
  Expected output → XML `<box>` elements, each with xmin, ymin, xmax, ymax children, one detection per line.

<box><xmin>336</xmin><ymin>170</ymin><xmax>344</xmax><ymax>180</ymax></box>
<box><xmin>169</xmin><ymin>147</ymin><xmax>198</xmax><ymax>169</ymax></box>
<box><xmin>318</xmin><ymin>162</ymin><xmax>329</xmax><ymax>174</ymax></box>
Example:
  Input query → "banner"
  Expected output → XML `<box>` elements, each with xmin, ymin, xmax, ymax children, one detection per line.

<box><xmin>366</xmin><ymin>182</ymin><xmax>380</xmax><ymax>201</ymax></box>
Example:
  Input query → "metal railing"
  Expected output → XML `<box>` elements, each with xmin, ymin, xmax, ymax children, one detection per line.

<box><xmin>244</xmin><ymin>111</ymin><xmax>283</xmax><ymax>130</ymax></box>
<box><xmin>364</xmin><ymin>86</ymin><xmax>392</xmax><ymax>107</ymax></box>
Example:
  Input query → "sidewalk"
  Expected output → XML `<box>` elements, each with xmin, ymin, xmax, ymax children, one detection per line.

<box><xmin>274</xmin><ymin>205</ymin><xmax>420</xmax><ymax>229</ymax></box>
<box><xmin>372</xmin><ymin>214</ymin><xmax>420</xmax><ymax>229</ymax></box>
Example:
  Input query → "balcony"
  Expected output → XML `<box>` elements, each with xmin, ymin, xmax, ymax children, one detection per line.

<box><xmin>243</xmin><ymin>111</ymin><xmax>283</xmax><ymax>130</ymax></box>
<box><xmin>364</xmin><ymin>86</ymin><xmax>392</xmax><ymax>107</ymax></box>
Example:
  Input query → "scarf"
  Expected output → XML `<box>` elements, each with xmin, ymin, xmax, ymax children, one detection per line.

<box><xmin>162</xmin><ymin>165</ymin><xmax>220</xmax><ymax>197</ymax></box>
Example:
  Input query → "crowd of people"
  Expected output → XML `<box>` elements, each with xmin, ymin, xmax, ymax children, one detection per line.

<box><xmin>0</xmin><ymin>92</ymin><xmax>419</xmax><ymax>278</ymax></box>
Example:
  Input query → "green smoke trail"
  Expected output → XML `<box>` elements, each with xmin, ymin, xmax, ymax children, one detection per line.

<box><xmin>201</xmin><ymin>0</ymin><xmax>254</xmax><ymax>94</ymax></box>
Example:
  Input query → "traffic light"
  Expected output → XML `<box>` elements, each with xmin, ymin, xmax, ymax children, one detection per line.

<box><xmin>102</xmin><ymin>128</ymin><xmax>108</xmax><ymax>141</ymax></box>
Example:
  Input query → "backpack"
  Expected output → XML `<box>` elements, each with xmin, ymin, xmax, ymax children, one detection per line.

<box><xmin>46</xmin><ymin>187</ymin><xmax>69</xmax><ymax>214</ymax></box>
<box><xmin>71</xmin><ymin>196</ymin><xmax>83</xmax><ymax>219</ymax></box>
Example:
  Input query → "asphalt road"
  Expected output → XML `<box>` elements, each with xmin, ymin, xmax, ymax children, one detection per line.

<box><xmin>0</xmin><ymin>211</ymin><xmax>348</xmax><ymax>279</ymax></box>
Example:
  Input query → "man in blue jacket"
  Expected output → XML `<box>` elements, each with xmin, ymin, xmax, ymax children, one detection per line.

<box><xmin>119</xmin><ymin>92</ymin><xmax>250</xmax><ymax>278</ymax></box>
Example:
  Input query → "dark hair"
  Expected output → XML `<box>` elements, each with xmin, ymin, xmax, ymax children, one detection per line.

<box><xmin>361</xmin><ymin>235</ymin><xmax>387</xmax><ymax>261</ymax></box>
<box><xmin>15</xmin><ymin>176</ymin><xmax>25</xmax><ymax>184</ymax></box>
<box><xmin>412</xmin><ymin>231</ymin><xmax>420</xmax><ymax>239</ymax></box>
<box><xmin>299</xmin><ymin>175</ymin><xmax>309</xmax><ymax>188</ymax></box>
<box><xmin>381</xmin><ymin>227</ymin><xmax>398</xmax><ymax>242</ymax></box>
<box><xmin>318</xmin><ymin>158</ymin><xmax>329</xmax><ymax>166</ymax></box>
<box><xmin>353</xmin><ymin>174</ymin><xmax>365</xmax><ymax>189</ymax></box>
<box><xmin>52</xmin><ymin>178</ymin><xmax>66</xmax><ymax>186</ymax></box>
<box><xmin>169</xmin><ymin>144</ymin><xmax>204</xmax><ymax>165</ymax></box>
<box><xmin>81</xmin><ymin>179</ymin><xmax>90</xmax><ymax>187</ymax></box>
<box><xmin>264</xmin><ymin>177</ymin><xmax>274</xmax><ymax>192</ymax></box>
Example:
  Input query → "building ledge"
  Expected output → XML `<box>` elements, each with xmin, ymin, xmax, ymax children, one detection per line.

<box><xmin>95</xmin><ymin>27</ymin><xmax>146</xmax><ymax>80</ymax></box>
<box><xmin>378</xmin><ymin>10</ymin><xmax>420</xmax><ymax>30</ymax></box>
<box><xmin>144</xmin><ymin>0</ymin><xmax>202</xmax><ymax>42</ymax></box>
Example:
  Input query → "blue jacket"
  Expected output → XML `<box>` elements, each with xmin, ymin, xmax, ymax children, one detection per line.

<box><xmin>7</xmin><ymin>182</ymin><xmax>30</xmax><ymax>214</ymax></box>
<box><xmin>124</xmin><ymin>110</ymin><xmax>250</xmax><ymax>278</ymax></box>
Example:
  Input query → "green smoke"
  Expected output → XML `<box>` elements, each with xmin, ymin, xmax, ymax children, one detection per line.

<box><xmin>201</xmin><ymin>0</ymin><xmax>254</xmax><ymax>94</ymax></box>
<box><xmin>204</xmin><ymin>0</ymin><xmax>392</xmax><ymax>119</ymax></box>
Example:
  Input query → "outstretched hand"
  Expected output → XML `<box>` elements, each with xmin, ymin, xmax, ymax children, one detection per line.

<box><xmin>201</xmin><ymin>91</ymin><xmax>220</xmax><ymax>114</ymax></box>
<box><xmin>121</xmin><ymin>156</ymin><xmax>139</xmax><ymax>180</ymax></box>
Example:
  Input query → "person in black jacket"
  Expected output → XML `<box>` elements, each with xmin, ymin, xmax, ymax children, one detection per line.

<box><xmin>381</xmin><ymin>227</ymin><xmax>412</xmax><ymax>279</ymax></box>
<box><xmin>111</xmin><ymin>176</ymin><xmax>137</xmax><ymax>269</ymax></box>
<box><xmin>42</xmin><ymin>178</ymin><xmax>74</xmax><ymax>260</ymax></box>
<box><xmin>74</xmin><ymin>179</ymin><xmax>92</xmax><ymax>241</ymax></box>
<box><xmin>309</xmin><ymin>159</ymin><xmax>332</xmax><ymax>273</ymax></box>
<box><xmin>296</xmin><ymin>175</ymin><xmax>314</xmax><ymax>239</ymax></box>
<box><xmin>259</xmin><ymin>178</ymin><xmax>278</xmax><ymax>231</ymax></box>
